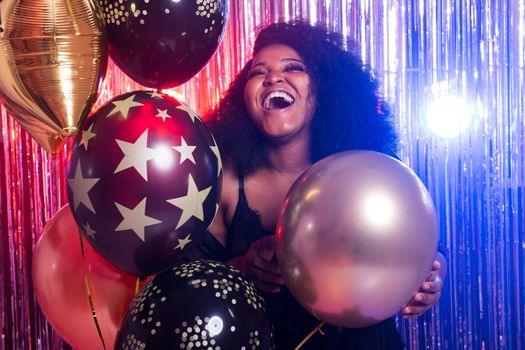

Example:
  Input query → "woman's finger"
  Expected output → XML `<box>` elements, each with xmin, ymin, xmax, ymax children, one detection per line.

<box><xmin>424</xmin><ymin>270</ymin><xmax>438</xmax><ymax>282</ymax></box>
<box><xmin>403</xmin><ymin>304</ymin><xmax>430</xmax><ymax>318</ymax></box>
<box><xmin>248</xmin><ymin>263</ymin><xmax>285</xmax><ymax>285</ymax></box>
<box><xmin>254</xmin><ymin>280</ymin><xmax>282</xmax><ymax>293</ymax></box>
<box><xmin>253</xmin><ymin>236</ymin><xmax>276</xmax><ymax>260</ymax></box>
<box><xmin>420</xmin><ymin>279</ymin><xmax>442</xmax><ymax>293</ymax></box>
<box><xmin>410</xmin><ymin>291</ymin><xmax>441</xmax><ymax>306</ymax></box>
<box><xmin>252</xmin><ymin>255</ymin><xmax>282</xmax><ymax>275</ymax></box>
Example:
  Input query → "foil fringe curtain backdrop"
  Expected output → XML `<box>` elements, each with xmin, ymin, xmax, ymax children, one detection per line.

<box><xmin>1</xmin><ymin>1</ymin><xmax>523</xmax><ymax>349</ymax></box>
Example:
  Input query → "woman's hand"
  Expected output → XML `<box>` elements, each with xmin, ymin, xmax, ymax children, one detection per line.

<box><xmin>403</xmin><ymin>259</ymin><xmax>444</xmax><ymax>319</ymax></box>
<box><xmin>228</xmin><ymin>236</ymin><xmax>285</xmax><ymax>293</ymax></box>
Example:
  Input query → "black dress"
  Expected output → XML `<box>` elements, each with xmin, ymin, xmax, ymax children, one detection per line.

<box><xmin>186</xmin><ymin>176</ymin><xmax>404</xmax><ymax>349</ymax></box>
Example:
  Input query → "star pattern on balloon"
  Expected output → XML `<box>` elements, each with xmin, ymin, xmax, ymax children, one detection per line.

<box><xmin>155</xmin><ymin>108</ymin><xmax>172</xmax><ymax>122</ymax></box>
<box><xmin>107</xmin><ymin>94</ymin><xmax>144</xmax><ymax>119</ymax></box>
<box><xmin>115</xmin><ymin>198</ymin><xmax>162</xmax><ymax>241</ymax></box>
<box><xmin>84</xmin><ymin>222</ymin><xmax>96</xmax><ymax>240</ymax></box>
<box><xmin>167</xmin><ymin>174</ymin><xmax>211</xmax><ymax>229</ymax></box>
<box><xmin>176</xmin><ymin>104</ymin><xmax>201</xmax><ymax>123</ymax></box>
<box><xmin>209</xmin><ymin>136</ymin><xmax>222</xmax><ymax>177</ymax></box>
<box><xmin>173</xmin><ymin>136</ymin><xmax>196</xmax><ymax>164</ymax></box>
<box><xmin>148</xmin><ymin>91</ymin><xmax>164</xmax><ymax>99</ymax></box>
<box><xmin>68</xmin><ymin>161</ymin><xmax>100</xmax><ymax>213</ymax></box>
<box><xmin>67</xmin><ymin>90</ymin><xmax>222</xmax><ymax>276</ymax></box>
<box><xmin>114</xmin><ymin>129</ymin><xmax>157</xmax><ymax>181</ymax></box>
<box><xmin>78</xmin><ymin>124</ymin><xmax>96</xmax><ymax>151</ymax></box>
<box><xmin>174</xmin><ymin>233</ymin><xmax>192</xmax><ymax>250</ymax></box>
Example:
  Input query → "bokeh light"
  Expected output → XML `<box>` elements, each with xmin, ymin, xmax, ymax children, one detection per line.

<box><xmin>426</xmin><ymin>95</ymin><xmax>472</xmax><ymax>138</ymax></box>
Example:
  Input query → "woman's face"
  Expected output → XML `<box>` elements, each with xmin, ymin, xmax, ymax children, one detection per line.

<box><xmin>244</xmin><ymin>44</ymin><xmax>315</xmax><ymax>143</ymax></box>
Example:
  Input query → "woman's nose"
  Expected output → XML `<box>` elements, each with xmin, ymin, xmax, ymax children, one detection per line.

<box><xmin>263</xmin><ymin>70</ymin><xmax>284</xmax><ymax>86</ymax></box>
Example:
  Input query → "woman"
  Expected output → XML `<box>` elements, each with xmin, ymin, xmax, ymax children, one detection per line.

<box><xmin>189</xmin><ymin>21</ymin><xmax>444</xmax><ymax>349</ymax></box>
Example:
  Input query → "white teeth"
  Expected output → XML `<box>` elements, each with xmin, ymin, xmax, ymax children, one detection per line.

<box><xmin>262</xmin><ymin>91</ymin><xmax>295</xmax><ymax>109</ymax></box>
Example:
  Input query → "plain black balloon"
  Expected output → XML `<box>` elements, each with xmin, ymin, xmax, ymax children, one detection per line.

<box><xmin>101</xmin><ymin>0</ymin><xmax>228</xmax><ymax>88</ymax></box>
<box><xmin>116</xmin><ymin>260</ymin><xmax>274</xmax><ymax>350</ymax></box>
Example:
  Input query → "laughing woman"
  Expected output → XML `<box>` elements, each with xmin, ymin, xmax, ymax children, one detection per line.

<box><xmin>188</xmin><ymin>21</ymin><xmax>445</xmax><ymax>349</ymax></box>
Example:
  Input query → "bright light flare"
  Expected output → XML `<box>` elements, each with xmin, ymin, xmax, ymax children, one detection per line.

<box><xmin>153</xmin><ymin>144</ymin><xmax>174</xmax><ymax>170</ymax></box>
<box><xmin>206</xmin><ymin>315</ymin><xmax>223</xmax><ymax>337</ymax></box>
<box><xmin>361</xmin><ymin>190</ymin><xmax>397</xmax><ymax>230</ymax></box>
<box><xmin>304</xmin><ymin>188</ymin><xmax>320</xmax><ymax>202</ymax></box>
<box><xmin>427</xmin><ymin>95</ymin><xmax>472</xmax><ymax>138</ymax></box>
<box><xmin>58</xmin><ymin>65</ymin><xmax>73</xmax><ymax>125</ymax></box>
<box><xmin>161</xmin><ymin>89</ymin><xmax>185</xmax><ymax>101</ymax></box>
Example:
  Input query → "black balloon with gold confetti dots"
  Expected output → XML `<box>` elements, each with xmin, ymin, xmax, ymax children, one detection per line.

<box><xmin>116</xmin><ymin>260</ymin><xmax>274</xmax><ymax>350</ymax></box>
<box><xmin>101</xmin><ymin>0</ymin><xmax>229</xmax><ymax>89</ymax></box>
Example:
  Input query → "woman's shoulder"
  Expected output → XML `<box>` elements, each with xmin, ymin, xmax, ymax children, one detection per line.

<box><xmin>207</xmin><ymin>164</ymin><xmax>239</xmax><ymax>246</ymax></box>
<box><xmin>219</xmin><ymin>164</ymin><xmax>240</xmax><ymax>218</ymax></box>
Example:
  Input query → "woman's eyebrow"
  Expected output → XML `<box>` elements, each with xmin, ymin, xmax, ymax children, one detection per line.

<box><xmin>251</xmin><ymin>57</ymin><xmax>305</xmax><ymax>67</ymax></box>
<box><xmin>282</xmin><ymin>58</ymin><xmax>305</xmax><ymax>63</ymax></box>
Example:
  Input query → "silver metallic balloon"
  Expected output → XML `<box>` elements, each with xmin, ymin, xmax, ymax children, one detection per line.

<box><xmin>276</xmin><ymin>151</ymin><xmax>438</xmax><ymax>328</ymax></box>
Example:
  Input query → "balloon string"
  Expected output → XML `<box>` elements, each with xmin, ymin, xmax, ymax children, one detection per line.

<box><xmin>294</xmin><ymin>322</ymin><xmax>325</xmax><ymax>350</ymax></box>
<box><xmin>84</xmin><ymin>276</ymin><xmax>107</xmax><ymax>350</ymax></box>
<box><xmin>78</xmin><ymin>232</ymin><xmax>107</xmax><ymax>350</ymax></box>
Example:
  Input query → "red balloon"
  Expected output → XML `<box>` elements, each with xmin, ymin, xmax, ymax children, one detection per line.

<box><xmin>66</xmin><ymin>91</ymin><xmax>222</xmax><ymax>277</ymax></box>
<box><xmin>103</xmin><ymin>0</ymin><xmax>229</xmax><ymax>88</ymax></box>
<box><xmin>32</xmin><ymin>205</ymin><xmax>138</xmax><ymax>350</ymax></box>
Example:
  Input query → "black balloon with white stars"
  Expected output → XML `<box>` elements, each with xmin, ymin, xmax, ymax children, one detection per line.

<box><xmin>116</xmin><ymin>260</ymin><xmax>274</xmax><ymax>350</ymax></box>
<box><xmin>66</xmin><ymin>91</ymin><xmax>222</xmax><ymax>277</ymax></box>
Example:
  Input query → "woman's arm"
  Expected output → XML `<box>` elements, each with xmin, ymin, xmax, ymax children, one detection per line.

<box><xmin>207</xmin><ymin>205</ymin><xmax>228</xmax><ymax>246</ymax></box>
<box><xmin>207</xmin><ymin>164</ymin><xmax>241</xmax><ymax>246</ymax></box>
<box><xmin>181</xmin><ymin>209</ymin><xmax>228</xmax><ymax>262</ymax></box>
<box><xmin>181</xmin><ymin>170</ymin><xmax>232</xmax><ymax>262</ymax></box>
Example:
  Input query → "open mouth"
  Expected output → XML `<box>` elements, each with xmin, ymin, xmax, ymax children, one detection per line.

<box><xmin>262</xmin><ymin>91</ymin><xmax>295</xmax><ymax>110</ymax></box>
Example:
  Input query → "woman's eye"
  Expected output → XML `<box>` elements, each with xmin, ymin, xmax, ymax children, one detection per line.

<box><xmin>284</xmin><ymin>63</ymin><xmax>306</xmax><ymax>72</ymax></box>
<box><xmin>247</xmin><ymin>69</ymin><xmax>265</xmax><ymax>79</ymax></box>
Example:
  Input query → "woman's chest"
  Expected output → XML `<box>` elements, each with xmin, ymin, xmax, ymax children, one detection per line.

<box><xmin>244</xmin><ymin>174</ymin><xmax>296</xmax><ymax>230</ymax></box>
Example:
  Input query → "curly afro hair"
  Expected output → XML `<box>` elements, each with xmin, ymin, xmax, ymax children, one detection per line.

<box><xmin>205</xmin><ymin>21</ymin><xmax>398</xmax><ymax>175</ymax></box>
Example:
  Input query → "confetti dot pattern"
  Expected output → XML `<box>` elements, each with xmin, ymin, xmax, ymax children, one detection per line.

<box><xmin>101</xmin><ymin>0</ymin><xmax>229</xmax><ymax>88</ymax></box>
<box><xmin>116</xmin><ymin>260</ymin><xmax>274</xmax><ymax>349</ymax></box>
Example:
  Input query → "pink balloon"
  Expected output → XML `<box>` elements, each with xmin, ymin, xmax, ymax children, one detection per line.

<box><xmin>32</xmin><ymin>205</ymin><xmax>139</xmax><ymax>350</ymax></box>
<box><xmin>276</xmin><ymin>151</ymin><xmax>438</xmax><ymax>328</ymax></box>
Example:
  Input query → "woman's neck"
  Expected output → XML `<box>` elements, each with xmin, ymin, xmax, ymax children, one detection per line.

<box><xmin>266</xmin><ymin>135</ymin><xmax>311</xmax><ymax>175</ymax></box>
